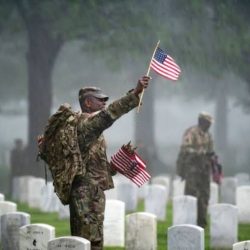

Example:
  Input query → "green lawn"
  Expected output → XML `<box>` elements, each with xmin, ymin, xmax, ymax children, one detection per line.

<box><xmin>17</xmin><ymin>200</ymin><xmax>250</xmax><ymax>250</ymax></box>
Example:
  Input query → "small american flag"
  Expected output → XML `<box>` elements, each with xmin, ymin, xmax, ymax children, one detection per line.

<box><xmin>111</xmin><ymin>144</ymin><xmax>151</xmax><ymax>187</ymax></box>
<box><xmin>150</xmin><ymin>47</ymin><xmax>181</xmax><ymax>81</ymax></box>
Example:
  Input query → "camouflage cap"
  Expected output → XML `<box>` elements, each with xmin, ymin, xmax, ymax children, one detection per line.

<box><xmin>198</xmin><ymin>111</ymin><xmax>213</xmax><ymax>123</ymax></box>
<box><xmin>78</xmin><ymin>86</ymin><xmax>109</xmax><ymax>101</ymax></box>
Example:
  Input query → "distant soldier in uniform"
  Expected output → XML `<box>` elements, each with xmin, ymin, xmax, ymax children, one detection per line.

<box><xmin>176</xmin><ymin>112</ymin><xmax>215</xmax><ymax>228</ymax></box>
<box><xmin>70</xmin><ymin>76</ymin><xmax>151</xmax><ymax>249</ymax></box>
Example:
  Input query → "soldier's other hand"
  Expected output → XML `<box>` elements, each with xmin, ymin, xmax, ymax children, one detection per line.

<box><xmin>133</xmin><ymin>75</ymin><xmax>152</xmax><ymax>97</ymax></box>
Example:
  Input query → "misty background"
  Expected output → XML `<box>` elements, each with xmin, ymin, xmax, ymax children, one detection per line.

<box><xmin>0</xmin><ymin>1</ymin><xmax>250</xmax><ymax>195</ymax></box>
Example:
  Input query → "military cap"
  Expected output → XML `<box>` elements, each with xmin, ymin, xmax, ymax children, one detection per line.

<box><xmin>198</xmin><ymin>111</ymin><xmax>213</xmax><ymax>123</ymax></box>
<box><xmin>78</xmin><ymin>86</ymin><xmax>109</xmax><ymax>101</ymax></box>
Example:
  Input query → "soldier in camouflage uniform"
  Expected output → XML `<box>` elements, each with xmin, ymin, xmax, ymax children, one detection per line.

<box><xmin>176</xmin><ymin>112</ymin><xmax>214</xmax><ymax>228</ymax></box>
<box><xmin>69</xmin><ymin>76</ymin><xmax>151</xmax><ymax>249</ymax></box>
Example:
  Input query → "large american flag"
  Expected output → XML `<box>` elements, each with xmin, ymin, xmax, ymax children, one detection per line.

<box><xmin>111</xmin><ymin>146</ymin><xmax>151</xmax><ymax>187</ymax></box>
<box><xmin>150</xmin><ymin>47</ymin><xmax>181</xmax><ymax>81</ymax></box>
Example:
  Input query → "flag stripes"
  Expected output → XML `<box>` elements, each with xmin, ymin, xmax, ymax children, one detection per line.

<box><xmin>111</xmin><ymin>147</ymin><xmax>151</xmax><ymax>187</ymax></box>
<box><xmin>150</xmin><ymin>47</ymin><xmax>181</xmax><ymax>81</ymax></box>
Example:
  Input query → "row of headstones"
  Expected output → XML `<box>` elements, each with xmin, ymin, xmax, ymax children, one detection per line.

<box><xmin>2</xmin><ymin>191</ymin><xmax>249</xmax><ymax>249</ymax></box>
<box><xmin>11</xmin><ymin>174</ymin><xmax>250</xmax><ymax>224</ymax></box>
<box><xmin>0</xmin><ymin>208</ymin><xmax>250</xmax><ymax>250</ymax></box>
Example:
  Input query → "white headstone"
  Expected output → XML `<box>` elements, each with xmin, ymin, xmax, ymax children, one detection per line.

<box><xmin>12</xmin><ymin>176</ymin><xmax>34</xmax><ymax>203</ymax></box>
<box><xmin>0</xmin><ymin>193</ymin><xmax>5</xmax><ymax>201</ymax></box>
<box><xmin>40</xmin><ymin>182</ymin><xmax>60</xmax><ymax>212</ymax></box>
<box><xmin>210</xmin><ymin>203</ymin><xmax>238</xmax><ymax>248</ymax></box>
<box><xmin>236</xmin><ymin>185</ymin><xmax>250</xmax><ymax>223</ymax></box>
<box><xmin>233</xmin><ymin>241</ymin><xmax>250</xmax><ymax>250</ymax></box>
<box><xmin>27</xmin><ymin>177</ymin><xmax>46</xmax><ymax>208</ymax></box>
<box><xmin>208</xmin><ymin>182</ymin><xmax>219</xmax><ymax>213</ymax></box>
<box><xmin>125</xmin><ymin>212</ymin><xmax>157</xmax><ymax>250</ymax></box>
<box><xmin>20</xmin><ymin>223</ymin><xmax>55</xmax><ymax>250</ymax></box>
<box><xmin>145</xmin><ymin>184</ymin><xmax>167</xmax><ymax>221</ymax></box>
<box><xmin>1</xmin><ymin>212</ymin><xmax>30</xmax><ymax>250</ymax></box>
<box><xmin>151</xmin><ymin>175</ymin><xmax>170</xmax><ymax>200</ymax></box>
<box><xmin>104</xmin><ymin>200</ymin><xmax>125</xmax><ymax>247</ymax></box>
<box><xmin>173</xmin><ymin>195</ymin><xmax>197</xmax><ymax>225</ymax></box>
<box><xmin>104</xmin><ymin>175</ymin><xmax>124</xmax><ymax>200</ymax></box>
<box><xmin>235</xmin><ymin>173</ymin><xmax>250</xmax><ymax>186</ymax></box>
<box><xmin>116</xmin><ymin>182</ymin><xmax>138</xmax><ymax>212</ymax></box>
<box><xmin>48</xmin><ymin>236</ymin><xmax>90</xmax><ymax>250</ymax></box>
<box><xmin>220</xmin><ymin>177</ymin><xmax>237</xmax><ymax>204</ymax></box>
<box><xmin>168</xmin><ymin>224</ymin><xmax>204</xmax><ymax>250</ymax></box>
<box><xmin>58</xmin><ymin>204</ymin><xmax>70</xmax><ymax>219</ymax></box>
<box><xmin>172</xmin><ymin>176</ymin><xmax>185</xmax><ymax>198</ymax></box>
<box><xmin>0</xmin><ymin>201</ymin><xmax>17</xmax><ymax>241</ymax></box>
<box><xmin>137</xmin><ymin>183</ymin><xmax>149</xmax><ymax>200</ymax></box>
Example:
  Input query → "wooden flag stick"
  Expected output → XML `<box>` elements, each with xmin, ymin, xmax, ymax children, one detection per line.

<box><xmin>137</xmin><ymin>40</ymin><xmax>160</xmax><ymax>113</ymax></box>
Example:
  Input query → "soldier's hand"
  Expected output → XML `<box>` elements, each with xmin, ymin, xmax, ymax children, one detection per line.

<box><xmin>133</xmin><ymin>75</ymin><xmax>152</xmax><ymax>97</ymax></box>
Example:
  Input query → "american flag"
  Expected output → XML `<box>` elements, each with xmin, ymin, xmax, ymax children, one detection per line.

<box><xmin>111</xmin><ymin>145</ymin><xmax>151</xmax><ymax>187</ymax></box>
<box><xmin>150</xmin><ymin>47</ymin><xmax>181</xmax><ymax>81</ymax></box>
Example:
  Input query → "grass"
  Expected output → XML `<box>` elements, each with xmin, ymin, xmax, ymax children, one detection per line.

<box><xmin>17</xmin><ymin>200</ymin><xmax>250</xmax><ymax>250</ymax></box>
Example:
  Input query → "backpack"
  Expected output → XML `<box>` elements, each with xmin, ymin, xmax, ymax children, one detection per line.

<box><xmin>37</xmin><ymin>103</ymin><xmax>84</xmax><ymax>205</ymax></box>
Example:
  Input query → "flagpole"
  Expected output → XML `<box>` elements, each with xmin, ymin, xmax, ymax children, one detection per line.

<box><xmin>137</xmin><ymin>40</ymin><xmax>160</xmax><ymax>113</ymax></box>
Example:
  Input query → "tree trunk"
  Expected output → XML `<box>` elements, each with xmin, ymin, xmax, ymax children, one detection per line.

<box><xmin>22</xmin><ymin>15</ymin><xmax>62</xmax><ymax>177</ymax></box>
<box><xmin>135</xmin><ymin>84</ymin><xmax>165</xmax><ymax>176</ymax></box>
<box><xmin>214</xmin><ymin>81</ymin><xmax>228</xmax><ymax>165</ymax></box>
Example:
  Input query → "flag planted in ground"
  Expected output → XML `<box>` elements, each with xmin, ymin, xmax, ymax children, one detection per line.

<box><xmin>111</xmin><ymin>143</ymin><xmax>151</xmax><ymax>187</ymax></box>
<box><xmin>150</xmin><ymin>47</ymin><xmax>181</xmax><ymax>81</ymax></box>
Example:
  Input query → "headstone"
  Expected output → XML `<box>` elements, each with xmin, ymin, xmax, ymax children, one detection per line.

<box><xmin>1</xmin><ymin>212</ymin><xmax>30</xmax><ymax>250</ymax></box>
<box><xmin>116</xmin><ymin>182</ymin><xmax>138</xmax><ymax>212</ymax></box>
<box><xmin>220</xmin><ymin>177</ymin><xmax>237</xmax><ymax>204</ymax></box>
<box><xmin>173</xmin><ymin>195</ymin><xmax>197</xmax><ymax>225</ymax></box>
<box><xmin>145</xmin><ymin>184</ymin><xmax>167</xmax><ymax>221</ymax></box>
<box><xmin>233</xmin><ymin>241</ymin><xmax>250</xmax><ymax>250</ymax></box>
<box><xmin>0</xmin><ymin>201</ymin><xmax>17</xmax><ymax>241</ymax></box>
<box><xmin>20</xmin><ymin>223</ymin><xmax>55</xmax><ymax>250</ymax></box>
<box><xmin>27</xmin><ymin>177</ymin><xmax>45</xmax><ymax>208</ymax></box>
<box><xmin>172</xmin><ymin>176</ymin><xmax>185</xmax><ymax>198</ymax></box>
<box><xmin>137</xmin><ymin>183</ymin><xmax>149</xmax><ymax>200</ymax></box>
<box><xmin>104</xmin><ymin>175</ymin><xmax>124</xmax><ymax>200</ymax></box>
<box><xmin>236</xmin><ymin>185</ymin><xmax>250</xmax><ymax>223</ymax></box>
<box><xmin>48</xmin><ymin>236</ymin><xmax>90</xmax><ymax>250</ymax></box>
<box><xmin>208</xmin><ymin>182</ymin><xmax>219</xmax><ymax>213</ymax></box>
<box><xmin>104</xmin><ymin>200</ymin><xmax>125</xmax><ymax>247</ymax></box>
<box><xmin>235</xmin><ymin>172</ymin><xmax>250</xmax><ymax>186</ymax></box>
<box><xmin>210</xmin><ymin>203</ymin><xmax>238</xmax><ymax>248</ymax></box>
<box><xmin>12</xmin><ymin>176</ymin><xmax>33</xmax><ymax>203</ymax></box>
<box><xmin>0</xmin><ymin>193</ymin><xmax>5</xmax><ymax>201</ymax></box>
<box><xmin>168</xmin><ymin>224</ymin><xmax>204</xmax><ymax>250</ymax></box>
<box><xmin>40</xmin><ymin>182</ymin><xmax>60</xmax><ymax>212</ymax></box>
<box><xmin>58</xmin><ymin>204</ymin><xmax>70</xmax><ymax>219</ymax></box>
<box><xmin>125</xmin><ymin>212</ymin><xmax>157</xmax><ymax>250</ymax></box>
<box><xmin>151</xmin><ymin>175</ymin><xmax>171</xmax><ymax>200</ymax></box>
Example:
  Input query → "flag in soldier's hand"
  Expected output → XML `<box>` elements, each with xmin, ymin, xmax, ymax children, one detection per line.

<box><xmin>111</xmin><ymin>143</ymin><xmax>151</xmax><ymax>187</ymax></box>
<box><xmin>150</xmin><ymin>47</ymin><xmax>181</xmax><ymax>81</ymax></box>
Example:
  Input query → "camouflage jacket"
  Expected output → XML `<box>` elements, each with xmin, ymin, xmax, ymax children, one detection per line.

<box><xmin>176</xmin><ymin>125</ymin><xmax>214</xmax><ymax>178</ymax></box>
<box><xmin>75</xmin><ymin>91</ymin><xmax>139</xmax><ymax>190</ymax></box>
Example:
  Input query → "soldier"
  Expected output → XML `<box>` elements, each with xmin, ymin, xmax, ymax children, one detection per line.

<box><xmin>176</xmin><ymin>112</ymin><xmax>215</xmax><ymax>228</ymax></box>
<box><xmin>69</xmin><ymin>76</ymin><xmax>151</xmax><ymax>249</ymax></box>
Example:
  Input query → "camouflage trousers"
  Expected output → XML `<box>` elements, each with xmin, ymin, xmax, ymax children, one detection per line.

<box><xmin>69</xmin><ymin>182</ymin><xmax>105</xmax><ymax>250</ymax></box>
<box><xmin>184</xmin><ymin>156</ymin><xmax>211</xmax><ymax>228</ymax></box>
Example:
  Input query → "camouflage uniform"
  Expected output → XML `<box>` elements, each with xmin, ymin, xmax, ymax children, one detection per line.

<box><xmin>69</xmin><ymin>91</ymin><xmax>139</xmax><ymax>249</ymax></box>
<box><xmin>176</xmin><ymin>124</ymin><xmax>214</xmax><ymax>228</ymax></box>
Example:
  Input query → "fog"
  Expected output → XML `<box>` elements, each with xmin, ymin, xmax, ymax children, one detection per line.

<box><xmin>1</xmin><ymin>35</ymin><xmax>250</xmax><ymax>176</ymax></box>
<box><xmin>1</xmin><ymin>93</ymin><xmax>250</xmax><ymax>175</ymax></box>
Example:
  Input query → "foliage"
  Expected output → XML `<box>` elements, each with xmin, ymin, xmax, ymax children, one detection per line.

<box><xmin>0</xmin><ymin>0</ymin><xmax>250</xmax><ymax>105</ymax></box>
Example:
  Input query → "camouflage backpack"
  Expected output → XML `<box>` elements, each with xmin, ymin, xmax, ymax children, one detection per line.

<box><xmin>37</xmin><ymin>103</ymin><xmax>84</xmax><ymax>205</ymax></box>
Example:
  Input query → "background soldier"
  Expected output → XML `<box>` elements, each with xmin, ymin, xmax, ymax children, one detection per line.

<box><xmin>176</xmin><ymin>112</ymin><xmax>215</xmax><ymax>228</ymax></box>
<box><xmin>69</xmin><ymin>76</ymin><xmax>151</xmax><ymax>250</ymax></box>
